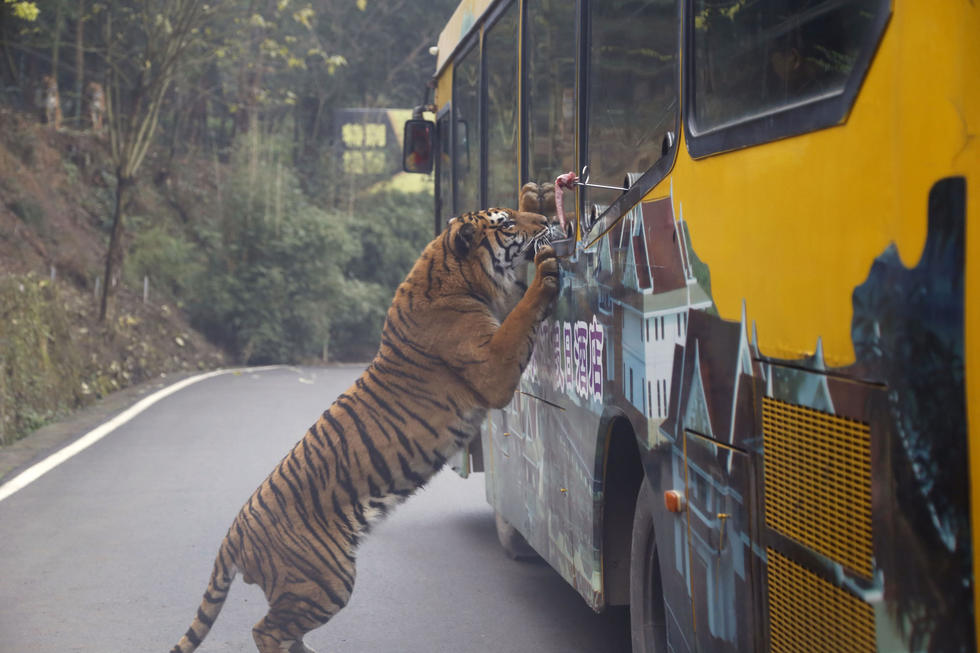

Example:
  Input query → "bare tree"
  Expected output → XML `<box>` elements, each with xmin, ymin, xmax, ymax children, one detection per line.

<box><xmin>99</xmin><ymin>0</ymin><xmax>214</xmax><ymax>321</ymax></box>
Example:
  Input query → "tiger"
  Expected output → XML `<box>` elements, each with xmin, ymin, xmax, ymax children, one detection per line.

<box><xmin>41</xmin><ymin>75</ymin><xmax>62</xmax><ymax>130</ymax></box>
<box><xmin>170</xmin><ymin>207</ymin><xmax>559</xmax><ymax>653</ymax></box>
<box><xmin>86</xmin><ymin>81</ymin><xmax>105</xmax><ymax>132</ymax></box>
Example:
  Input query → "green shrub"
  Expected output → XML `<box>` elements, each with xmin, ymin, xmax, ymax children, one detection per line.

<box><xmin>6</xmin><ymin>128</ymin><xmax>36</xmax><ymax>166</ymax></box>
<box><xmin>181</xmin><ymin>137</ymin><xmax>435</xmax><ymax>364</ymax></box>
<box><xmin>10</xmin><ymin>198</ymin><xmax>45</xmax><ymax>232</ymax></box>
<box><xmin>124</xmin><ymin>223</ymin><xmax>202</xmax><ymax>301</ymax></box>
<box><xmin>0</xmin><ymin>275</ymin><xmax>84</xmax><ymax>444</ymax></box>
<box><xmin>327</xmin><ymin>189</ymin><xmax>434</xmax><ymax>358</ymax></box>
<box><xmin>187</xmin><ymin>140</ymin><xmax>356</xmax><ymax>363</ymax></box>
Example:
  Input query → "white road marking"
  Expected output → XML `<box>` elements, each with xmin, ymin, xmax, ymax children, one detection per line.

<box><xmin>0</xmin><ymin>367</ymin><xmax>281</xmax><ymax>503</ymax></box>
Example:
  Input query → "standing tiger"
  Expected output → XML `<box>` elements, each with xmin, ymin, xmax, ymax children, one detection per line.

<box><xmin>86</xmin><ymin>81</ymin><xmax>105</xmax><ymax>132</ymax></box>
<box><xmin>170</xmin><ymin>207</ymin><xmax>559</xmax><ymax>653</ymax></box>
<box><xmin>41</xmin><ymin>75</ymin><xmax>62</xmax><ymax>130</ymax></box>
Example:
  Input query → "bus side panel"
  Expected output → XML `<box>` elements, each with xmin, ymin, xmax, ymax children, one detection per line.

<box><xmin>483</xmin><ymin>197</ymin><xmax>722</xmax><ymax>629</ymax></box>
<box><xmin>484</xmin><ymin>242</ymin><xmax>616</xmax><ymax>609</ymax></box>
<box><xmin>653</xmin><ymin>175</ymin><xmax>973</xmax><ymax>652</ymax></box>
<box><xmin>658</xmin><ymin>4</ymin><xmax>978</xmax><ymax>649</ymax></box>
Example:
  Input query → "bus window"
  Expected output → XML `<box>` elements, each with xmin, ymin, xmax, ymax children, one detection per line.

<box><xmin>525</xmin><ymin>0</ymin><xmax>576</xmax><ymax>187</ymax></box>
<box><xmin>485</xmin><ymin>2</ymin><xmax>519</xmax><ymax>210</ymax></box>
<box><xmin>688</xmin><ymin>0</ymin><xmax>889</xmax><ymax>149</ymax></box>
<box><xmin>454</xmin><ymin>42</ymin><xmax>480</xmax><ymax>214</ymax></box>
<box><xmin>585</xmin><ymin>0</ymin><xmax>678</xmax><ymax>213</ymax></box>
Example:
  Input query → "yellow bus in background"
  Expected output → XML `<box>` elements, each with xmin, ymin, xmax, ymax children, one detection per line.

<box><xmin>405</xmin><ymin>1</ymin><xmax>978</xmax><ymax>650</ymax></box>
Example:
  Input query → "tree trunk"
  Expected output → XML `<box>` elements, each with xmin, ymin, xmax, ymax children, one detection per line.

<box><xmin>0</xmin><ymin>11</ymin><xmax>19</xmax><ymax>85</ymax></box>
<box><xmin>74</xmin><ymin>0</ymin><xmax>84</xmax><ymax>125</ymax></box>
<box><xmin>51</xmin><ymin>0</ymin><xmax>64</xmax><ymax>75</ymax></box>
<box><xmin>99</xmin><ymin>173</ymin><xmax>132</xmax><ymax>322</ymax></box>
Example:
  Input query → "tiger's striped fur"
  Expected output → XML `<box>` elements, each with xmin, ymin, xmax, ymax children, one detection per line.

<box><xmin>170</xmin><ymin>208</ymin><xmax>558</xmax><ymax>653</ymax></box>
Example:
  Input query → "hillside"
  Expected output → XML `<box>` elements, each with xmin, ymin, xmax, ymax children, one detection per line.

<box><xmin>0</xmin><ymin>106</ymin><xmax>226</xmax><ymax>445</ymax></box>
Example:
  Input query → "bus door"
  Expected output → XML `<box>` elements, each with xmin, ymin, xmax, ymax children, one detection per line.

<box><xmin>683</xmin><ymin>430</ymin><xmax>759</xmax><ymax>652</ymax></box>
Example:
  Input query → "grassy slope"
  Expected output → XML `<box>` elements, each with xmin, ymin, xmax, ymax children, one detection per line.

<box><xmin>0</xmin><ymin>106</ymin><xmax>226</xmax><ymax>445</ymax></box>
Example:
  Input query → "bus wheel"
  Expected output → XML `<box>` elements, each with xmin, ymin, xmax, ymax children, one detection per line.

<box><xmin>494</xmin><ymin>511</ymin><xmax>538</xmax><ymax>560</ymax></box>
<box><xmin>630</xmin><ymin>479</ymin><xmax>668</xmax><ymax>652</ymax></box>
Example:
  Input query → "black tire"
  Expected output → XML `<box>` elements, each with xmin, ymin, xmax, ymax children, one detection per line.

<box><xmin>494</xmin><ymin>511</ymin><xmax>538</xmax><ymax>560</ymax></box>
<box><xmin>629</xmin><ymin>478</ymin><xmax>668</xmax><ymax>652</ymax></box>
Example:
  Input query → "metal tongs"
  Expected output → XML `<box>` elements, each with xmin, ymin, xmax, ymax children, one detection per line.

<box><xmin>573</xmin><ymin>165</ymin><xmax>629</xmax><ymax>192</ymax></box>
<box><xmin>552</xmin><ymin>165</ymin><xmax>630</xmax><ymax>238</ymax></box>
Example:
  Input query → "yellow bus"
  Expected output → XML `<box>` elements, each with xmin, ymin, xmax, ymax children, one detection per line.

<box><xmin>404</xmin><ymin>1</ymin><xmax>978</xmax><ymax>650</ymax></box>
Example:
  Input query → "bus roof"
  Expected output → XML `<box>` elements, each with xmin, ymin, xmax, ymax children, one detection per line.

<box><xmin>435</xmin><ymin>0</ymin><xmax>496</xmax><ymax>76</ymax></box>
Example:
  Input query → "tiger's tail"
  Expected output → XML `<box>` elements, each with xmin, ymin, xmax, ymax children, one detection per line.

<box><xmin>169</xmin><ymin>539</ymin><xmax>238</xmax><ymax>653</ymax></box>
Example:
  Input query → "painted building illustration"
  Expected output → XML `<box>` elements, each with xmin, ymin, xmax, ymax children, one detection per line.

<box><xmin>659</xmin><ymin>307</ymin><xmax>760</xmax><ymax>651</ymax></box>
<box><xmin>600</xmin><ymin>197</ymin><xmax>712</xmax><ymax>435</ymax></box>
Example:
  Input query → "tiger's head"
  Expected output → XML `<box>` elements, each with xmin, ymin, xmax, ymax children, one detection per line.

<box><xmin>444</xmin><ymin>208</ymin><xmax>555</xmax><ymax>315</ymax></box>
<box><xmin>448</xmin><ymin>208</ymin><xmax>551</xmax><ymax>265</ymax></box>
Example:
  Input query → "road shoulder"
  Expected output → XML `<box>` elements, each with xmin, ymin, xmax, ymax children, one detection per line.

<box><xmin>0</xmin><ymin>371</ymin><xmax>203</xmax><ymax>483</ymax></box>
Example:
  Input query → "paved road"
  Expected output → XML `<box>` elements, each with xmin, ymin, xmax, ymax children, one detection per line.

<box><xmin>0</xmin><ymin>366</ymin><xmax>629</xmax><ymax>652</ymax></box>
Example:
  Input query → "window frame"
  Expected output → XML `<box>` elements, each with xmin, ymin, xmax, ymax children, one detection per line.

<box><xmin>435</xmin><ymin>104</ymin><xmax>453</xmax><ymax>231</ymax></box>
<box><xmin>519</xmin><ymin>0</ymin><xmax>530</xmax><ymax>187</ymax></box>
<box><xmin>683</xmin><ymin>0</ymin><xmax>892</xmax><ymax>159</ymax></box>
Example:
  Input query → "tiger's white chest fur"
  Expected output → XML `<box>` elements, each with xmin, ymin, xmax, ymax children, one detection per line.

<box><xmin>490</xmin><ymin>263</ymin><xmax>530</xmax><ymax>320</ymax></box>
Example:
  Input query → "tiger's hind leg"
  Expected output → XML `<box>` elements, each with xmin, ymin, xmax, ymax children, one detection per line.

<box><xmin>252</xmin><ymin>585</ymin><xmax>347</xmax><ymax>653</ymax></box>
<box><xmin>252</xmin><ymin>610</ymin><xmax>322</xmax><ymax>653</ymax></box>
<box><xmin>252</xmin><ymin>605</ymin><xmax>329</xmax><ymax>653</ymax></box>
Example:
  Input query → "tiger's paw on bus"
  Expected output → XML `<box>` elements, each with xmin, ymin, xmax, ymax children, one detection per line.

<box><xmin>532</xmin><ymin>244</ymin><xmax>559</xmax><ymax>300</ymax></box>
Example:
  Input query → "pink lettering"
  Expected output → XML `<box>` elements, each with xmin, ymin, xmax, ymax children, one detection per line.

<box><xmin>590</xmin><ymin>316</ymin><xmax>604</xmax><ymax>401</ymax></box>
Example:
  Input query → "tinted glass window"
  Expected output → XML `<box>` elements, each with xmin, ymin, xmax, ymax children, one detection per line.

<box><xmin>485</xmin><ymin>3</ymin><xmax>519</xmax><ymax>210</ymax></box>
<box><xmin>585</xmin><ymin>0</ymin><xmax>678</xmax><ymax>212</ymax></box>
<box><xmin>690</xmin><ymin>0</ymin><xmax>885</xmax><ymax>133</ymax></box>
<box><xmin>525</xmin><ymin>0</ymin><xmax>576</xmax><ymax>186</ymax></box>
<box><xmin>454</xmin><ymin>44</ymin><xmax>480</xmax><ymax>214</ymax></box>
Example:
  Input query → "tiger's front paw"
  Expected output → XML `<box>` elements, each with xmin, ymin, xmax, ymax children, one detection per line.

<box><xmin>532</xmin><ymin>245</ymin><xmax>559</xmax><ymax>297</ymax></box>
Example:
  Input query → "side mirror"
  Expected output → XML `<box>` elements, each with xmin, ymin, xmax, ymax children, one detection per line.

<box><xmin>403</xmin><ymin>119</ymin><xmax>434</xmax><ymax>173</ymax></box>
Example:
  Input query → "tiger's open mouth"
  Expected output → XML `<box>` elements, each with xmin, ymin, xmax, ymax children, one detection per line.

<box><xmin>520</xmin><ymin>224</ymin><xmax>565</xmax><ymax>261</ymax></box>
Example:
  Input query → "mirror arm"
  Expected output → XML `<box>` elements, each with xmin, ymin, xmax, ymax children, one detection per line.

<box><xmin>412</xmin><ymin>103</ymin><xmax>437</xmax><ymax>120</ymax></box>
<box><xmin>411</xmin><ymin>79</ymin><xmax>437</xmax><ymax>120</ymax></box>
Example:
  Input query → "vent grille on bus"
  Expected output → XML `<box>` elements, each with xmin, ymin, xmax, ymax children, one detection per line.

<box><xmin>767</xmin><ymin>548</ymin><xmax>876</xmax><ymax>653</ymax></box>
<box><xmin>761</xmin><ymin>397</ymin><xmax>873</xmax><ymax>578</ymax></box>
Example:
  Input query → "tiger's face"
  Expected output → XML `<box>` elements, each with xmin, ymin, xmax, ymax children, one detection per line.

<box><xmin>448</xmin><ymin>208</ymin><xmax>552</xmax><ymax>269</ymax></box>
<box><xmin>445</xmin><ymin>208</ymin><xmax>555</xmax><ymax>318</ymax></box>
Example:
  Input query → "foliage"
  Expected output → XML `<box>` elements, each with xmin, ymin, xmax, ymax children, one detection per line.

<box><xmin>343</xmin><ymin>188</ymin><xmax>436</xmax><ymax>289</ymax></box>
<box><xmin>123</xmin><ymin>221</ymin><xmax>202</xmax><ymax>301</ymax></box>
<box><xmin>330</xmin><ymin>189</ymin><xmax>435</xmax><ymax>358</ymax></box>
<box><xmin>0</xmin><ymin>275</ymin><xmax>82</xmax><ymax>445</ymax></box>
<box><xmin>10</xmin><ymin>197</ymin><xmax>44</xmax><ymax>231</ymax></box>
<box><xmin>1</xmin><ymin>0</ymin><xmax>452</xmax><ymax>366</ymax></box>
<box><xmin>187</xmin><ymin>138</ymin><xmax>345</xmax><ymax>363</ymax></box>
<box><xmin>2</xmin><ymin>0</ymin><xmax>38</xmax><ymax>22</ymax></box>
<box><xmin>175</xmin><ymin>136</ymin><xmax>435</xmax><ymax>364</ymax></box>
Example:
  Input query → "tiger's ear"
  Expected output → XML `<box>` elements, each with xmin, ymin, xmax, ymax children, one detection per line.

<box><xmin>451</xmin><ymin>220</ymin><xmax>479</xmax><ymax>258</ymax></box>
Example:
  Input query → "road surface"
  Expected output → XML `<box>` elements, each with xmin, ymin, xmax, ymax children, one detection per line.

<box><xmin>0</xmin><ymin>366</ymin><xmax>629</xmax><ymax>652</ymax></box>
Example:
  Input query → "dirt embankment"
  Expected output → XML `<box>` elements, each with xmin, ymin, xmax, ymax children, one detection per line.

<box><xmin>0</xmin><ymin>106</ymin><xmax>226</xmax><ymax>446</ymax></box>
